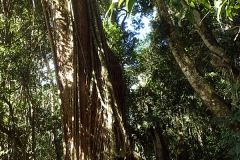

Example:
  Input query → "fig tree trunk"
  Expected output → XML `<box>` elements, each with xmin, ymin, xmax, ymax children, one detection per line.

<box><xmin>42</xmin><ymin>0</ymin><xmax>131</xmax><ymax>159</ymax></box>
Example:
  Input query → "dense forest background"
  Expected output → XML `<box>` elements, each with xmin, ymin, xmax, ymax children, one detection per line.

<box><xmin>0</xmin><ymin>0</ymin><xmax>240</xmax><ymax>159</ymax></box>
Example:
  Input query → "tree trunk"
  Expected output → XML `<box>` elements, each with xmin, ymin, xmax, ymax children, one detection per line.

<box><xmin>151</xmin><ymin>126</ymin><xmax>170</xmax><ymax>160</ymax></box>
<box><xmin>155</xmin><ymin>0</ymin><xmax>231</xmax><ymax>117</ymax></box>
<box><xmin>42</xmin><ymin>0</ymin><xmax>131</xmax><ymax>159</ymax></box>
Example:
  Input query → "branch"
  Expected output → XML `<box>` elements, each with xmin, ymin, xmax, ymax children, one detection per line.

<box><xmin>156</xmin><ymin>0</ymin><xmax>230</xmax><ymax>117</ymax></box>
<box><xmin>180</xmin><ymin>0</ymin><xmax>240</xmax><ymax>81</ymax></box>
<box><xmin>180</xmin><ymin>0</ymin><xmax>229</xmax><ymax>61</ymax></box>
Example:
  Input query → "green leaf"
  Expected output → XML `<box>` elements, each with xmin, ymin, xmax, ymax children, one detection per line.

<box><xmin>189</xmin><ymin>1</ymin><xmax>195</xmax><ymax>7</ymax></box>
<box><xmin>186</xmin><ymin>0</ymin><xmax>195</xmax><ymax>7</ymax></box>
<box><xmin>105</xmin><ymin>3</ymin><xmax>115</xmax><ymax>18</ymax></box>
<box><xmin>234</xmin><ymin>5</ymin><xmax>240</xmax><ymax>9</ymax></box>
<box><xmin>118</xmin><ymin>0</ymin><xmax>125</xmax><ymax>8</ymax></box>
<box><xmin>186</xmin><ymin>9</ymin><xmax>194</xmax><ymax>24</ymax></box>
<box><xmin>126</xmin><ymin>0</ymin><xmax>135</xmax><ymax>12</ymax></box>
<box><xmin>226</xmin><ymin>6</ymin><xmax>233</xmax><ymax>17</ymax></box>
<box><xmin>0</xmin><ymin>46</ymin><xmax>4</xmax><ymax>52</ymax></box>
<box><xmin>172</xmin><ymin>0</ymin><xmax>180</xmax><ymax>6</ymax></box>
<box><xmin>178</xmin><ymin>9</ymin><xmax>185</xmax><ymax>27</ymax></box>
<box><xmin>214</xmin><ymin>0</ymin><xmax>227</xmax><ymax>22</ymax></box>
<box><xmin>199</xmin><ymin>0</ymin><xmax>212</xmax><ymax>9</ymax></box>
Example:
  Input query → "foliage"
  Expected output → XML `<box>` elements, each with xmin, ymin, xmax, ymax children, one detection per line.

<box><xmin>118</xmin><ymin>0</ymin><xmax>240</xmax><ymax>159</ymax></box>
<box><xmin>108</xmin><ymin>0</ymin><xmax>136</xmax><ymax>14</ymax></box>
<box><xmin>103</xmin><ymin>20</ymin><xmax>125</xmax><ymax>54</ymax></box>
<box><xmin>0</xmin><ymin>0</ymin><xmax>62</xmax><ymax>159</ymax></box>
<box><xmin>127</xmin><ymin>34</ymin><xmax>220</xmax><ymax>159</ymax></box>
<box><xmin>172</xmin><ymin>0</ymin><xmax>240</xmax><ymax>26</ymax></box>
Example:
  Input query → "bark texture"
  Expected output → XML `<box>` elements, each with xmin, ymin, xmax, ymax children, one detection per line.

<box><xmin>155</xmin><ymin>0</ymin><xmax>231</xmax><ymax>117</ymax></box>
<box><xmin>151</xmin><ymin>126</ymin><xmax>170</xmax><ymax>160</ymax></box>
<box><xmin>42</xmin><ymin>0</ymin><xmax>131</xmax><ymax>159</ymax></box>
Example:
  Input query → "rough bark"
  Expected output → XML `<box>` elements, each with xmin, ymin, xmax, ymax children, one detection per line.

<box><xmin>42</xmin><ymin>0</ymin><xmax>79</xmax><ymax>158</ymax></box>
<box><xmin>42</xmin><ymin>0</ymin><xmax>131</xmax><ymax>159</ymax></box>
<box><xmin>155</xmin><ymin>0</ymin><xmax>231</xmax><ymax>117</ymax></box>
<box><xmin>180</xmin><ymin>0</ymin><xmax>240</xmax><ymax>82</ymax></box>
<box><xmin>151</xmin><ymin>126</ymin><xmax>170</xmax><ymax>160</ymax></box>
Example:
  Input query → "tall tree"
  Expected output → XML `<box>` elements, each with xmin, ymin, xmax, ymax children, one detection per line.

<box><xmin>155</xmin><ymin>0</ymin><xmax>231</xmax><ymax>117</ymax></box>
<box><xmin>42</xmin><ymin>0</ymin><xmax>132</xmax><ymax>159</ymax></box>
